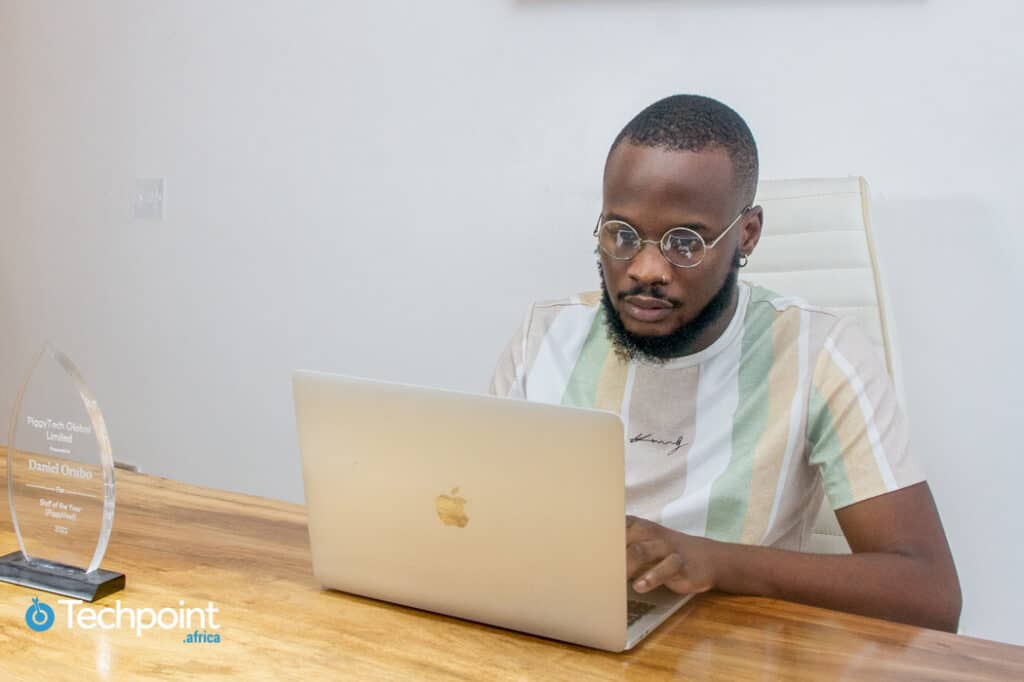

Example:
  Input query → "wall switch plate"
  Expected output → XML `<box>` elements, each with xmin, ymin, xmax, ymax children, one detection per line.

<box><xmin>134</xmin><ymin>178</ymin><xmax>164</xmax><ymax>220</ymax></box>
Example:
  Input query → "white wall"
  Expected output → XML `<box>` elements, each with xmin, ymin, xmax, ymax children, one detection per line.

<box><xmin>1</xmin><ymin>0</ymin><xmax>1021</xmax><ymax>644</ymax></box>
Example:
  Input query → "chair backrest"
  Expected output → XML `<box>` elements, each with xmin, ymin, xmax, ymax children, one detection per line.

<box><xmin>743</xmin><ymin>177</ymin><xmax>903</xmax><ymax>554</ymax></box>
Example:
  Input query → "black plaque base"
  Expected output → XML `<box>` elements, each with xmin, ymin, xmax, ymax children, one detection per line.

<box><xmin>0</xmin><ymin>551</ymin><xmax>125</xmax><ymax>602</ymax></box>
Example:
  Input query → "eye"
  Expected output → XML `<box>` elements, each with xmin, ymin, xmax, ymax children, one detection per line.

<box><xmin>665</xmin><ymin>232</ymin><xmax>702</xmax><ymax>258</ymax></box>
<box><xmin>614</xmin><ymin>228</ymin><xmax>640</xmax><ymax>249</ymax></box>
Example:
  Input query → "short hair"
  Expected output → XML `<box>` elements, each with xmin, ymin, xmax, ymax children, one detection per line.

<box><xmin>608</xmin><ymin>94</ymin><xmax>759</xmax><ymax>205</ymax></box>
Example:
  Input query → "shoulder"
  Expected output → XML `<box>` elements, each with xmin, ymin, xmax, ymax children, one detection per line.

<box><xmin>744</xmin><ymin>281</ymin><xmax>844</xmax><ymax>329</ymax></box>
<box><xmin>740</xmin><ymin>283</ymin><xmax>892</xmax><ymax>387</ymax></box>
<box><xmin>739</xmin><ymin>282</ymin><xmax>848</xmax><ymax>355</ymax></box>
<box><xmin>522</xmin><ymin>291</ymin><xmax>604</xmax><ymax>336</ymax></box>
<box><xmin>531</xmin><ymin>291</ymin><xmax>603</xmax><ymax>312</ymax></box>
<box><xmin>739</xmin><ymin>282</ymin><xmax>893</xmax><ymax>382</ymax></box>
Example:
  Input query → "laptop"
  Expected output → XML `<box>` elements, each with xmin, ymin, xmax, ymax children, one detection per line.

<box><xmin>292</xmin><ymin>370</ymin><xmax>692</xmax><ymax>652</ymax></box>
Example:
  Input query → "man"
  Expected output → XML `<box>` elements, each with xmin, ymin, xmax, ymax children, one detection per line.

<box><xmin>489</xmin><ymin>95</ymin><xmax>961</xmax><ymax>632</ymax></box>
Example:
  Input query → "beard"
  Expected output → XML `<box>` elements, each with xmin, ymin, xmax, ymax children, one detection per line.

<box><xmin>599</xmin><ymin>251</ymin><xmax>740</xmax><ymax>364</ymax></box>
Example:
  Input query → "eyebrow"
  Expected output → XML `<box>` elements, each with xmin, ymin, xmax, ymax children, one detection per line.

<box><xmin>603</xmin><ymin>211</ymin><xmax>710</xmax><ymax>235</ymax></box>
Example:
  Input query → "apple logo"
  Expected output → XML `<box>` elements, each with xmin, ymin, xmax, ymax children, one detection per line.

<box><xmin>435</xmin><ymin>486</ymin><xmax>469</xmax><ymax>528</ymax></box>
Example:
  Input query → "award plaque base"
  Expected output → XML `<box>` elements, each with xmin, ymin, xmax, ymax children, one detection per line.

<box><xmin>0</xmin><ymin>551</ymin><xmax>125</xmax><ymax>602</ymax></box>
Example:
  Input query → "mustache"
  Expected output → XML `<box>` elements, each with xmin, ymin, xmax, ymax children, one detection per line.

<box><xmin>616</xmin><ymin>284</ymin><xmax>682</xmax><ymax>308</ymax></box>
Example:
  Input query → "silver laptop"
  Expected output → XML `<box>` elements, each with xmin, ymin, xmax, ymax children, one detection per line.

<box><xmin>292</xmin><ymin>370</ymin><xmax>692</xmax><ymax>652</ymax></box>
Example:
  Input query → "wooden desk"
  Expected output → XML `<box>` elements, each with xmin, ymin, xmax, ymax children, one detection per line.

<box><xmin>0</xmin><ymin>451</ymin><xmax>1021</xmax><ymax>681</ymax></box>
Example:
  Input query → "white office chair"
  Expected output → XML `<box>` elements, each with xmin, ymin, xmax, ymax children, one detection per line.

<box><xmin>743</xmin><ymin>177</ymin><xmax>905</xmax><ymax>554</ymax></box>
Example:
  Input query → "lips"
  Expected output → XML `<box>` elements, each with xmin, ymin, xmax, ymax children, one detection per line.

<box><xmin>622</xmin><ymin>295</ymin><xmax>676</xmax><ymax>324</ymax></box>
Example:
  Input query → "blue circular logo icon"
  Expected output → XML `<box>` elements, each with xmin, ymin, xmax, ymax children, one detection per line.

<box><xmin>25</xmin><ymin>597</ymin><xmax>55</xmax><ymax>632</ymax></box>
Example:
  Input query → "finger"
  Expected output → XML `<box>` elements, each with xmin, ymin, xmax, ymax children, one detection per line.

<box><xmin>626</xmin><ymin>539</ymin><xmax>670</xmax><ymax>579</ymax></box>
<box><xmin>633</xmin><ymin>553</ymin><xmax>685</xmax><ymax>593</ymax></box>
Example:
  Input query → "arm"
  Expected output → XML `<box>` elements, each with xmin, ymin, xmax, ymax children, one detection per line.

<box><xmin>627</xmin><ymin>481</ymin><xmax>962</xmax><ymax>632</ymax></box>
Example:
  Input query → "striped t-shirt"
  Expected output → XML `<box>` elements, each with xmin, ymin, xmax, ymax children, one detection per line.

<box><xmin>489</xmin><ymin>281</ymin><xmax>924</xmax><ymax>551</ymax></box>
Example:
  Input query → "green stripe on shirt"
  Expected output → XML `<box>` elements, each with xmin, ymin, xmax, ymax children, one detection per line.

<box><xmin>807</xmin><ymin>383</ymin><xmax>854</xmax><ymax>509</ymax></box>
<box><xmin>560</xmin><ymin>308</ymin><xmax>610</xmax><ymax>409</ymax></box>
<box><xmin>704</xmin><ymin>293</ymin><xmax>776</xmax><ymax>541</ymax></box>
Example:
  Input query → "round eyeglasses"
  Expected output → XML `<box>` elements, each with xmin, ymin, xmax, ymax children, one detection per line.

<box><xmin>594</xmin><ymin>206</ymin><xmax>751</xmax><ymax>268</ymax></box>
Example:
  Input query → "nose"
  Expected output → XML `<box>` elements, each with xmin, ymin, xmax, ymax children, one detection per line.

<box><xmin>626</xmin><ymin>240</ymin><xmax>673</xmax><ymax>287</ymax></box>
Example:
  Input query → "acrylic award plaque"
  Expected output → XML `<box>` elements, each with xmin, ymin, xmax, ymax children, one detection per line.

<box><xmin>0</xmin><ymin>343</ymin><xmax>125</xmax><ymax>601</ymax></box>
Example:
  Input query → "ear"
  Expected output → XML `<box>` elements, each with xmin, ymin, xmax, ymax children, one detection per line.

<box><xmin>740</xmin><ymin>205</ymin><xmax>764</xmax><ymax>256</ymax></box>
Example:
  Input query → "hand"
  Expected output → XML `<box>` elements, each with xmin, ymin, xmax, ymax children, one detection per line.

<box><xmin>626</xmin><ymin>515</ymin><xmax>718</xmax><ymax>595</ymax></box>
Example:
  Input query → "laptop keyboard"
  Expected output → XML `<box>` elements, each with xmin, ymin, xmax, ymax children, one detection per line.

<box><xmin>627</xmin><ymin>599</ymin><xmax>656</xmax><ymax>626</ymax></box>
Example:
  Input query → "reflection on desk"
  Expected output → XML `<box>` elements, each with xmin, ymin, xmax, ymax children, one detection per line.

<box><xmin>0</xmin><ymin>449</ymin><xmax>1021</xmax><ymax>681</ymax></box>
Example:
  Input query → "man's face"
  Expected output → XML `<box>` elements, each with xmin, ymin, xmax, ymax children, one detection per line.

<box><xmin>598</xmin><ymin>143</ymin><xmax>760</xmax><ymax>357</ymax></box>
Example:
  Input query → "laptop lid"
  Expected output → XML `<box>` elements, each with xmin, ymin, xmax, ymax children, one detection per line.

<box><xmin>293</xmin><ymin>371</ymin><xmax>629</xmax><ymax>650</ymax></box>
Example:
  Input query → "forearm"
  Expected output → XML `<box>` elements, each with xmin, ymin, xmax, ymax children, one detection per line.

<box><xmin>708</xmin><ymin>540</ymin><xmax>962</xmax><ymax>632</ymax></box>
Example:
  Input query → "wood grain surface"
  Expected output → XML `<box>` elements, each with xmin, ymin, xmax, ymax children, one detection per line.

<box><xmin>0</xmin><ymin>449</ymin><xmax>1021</xmax><ymax>681</ymax></box>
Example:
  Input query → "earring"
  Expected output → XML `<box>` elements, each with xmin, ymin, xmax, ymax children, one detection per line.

<box><xmin>738</xmin><ymin>254</ymin><xmax>749</xmax><ymax>268</ymax></box>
